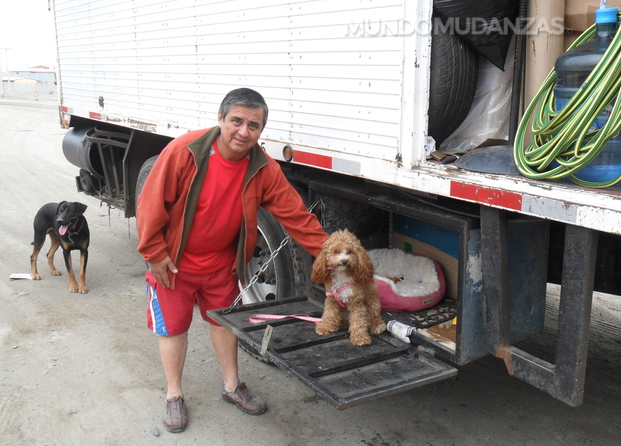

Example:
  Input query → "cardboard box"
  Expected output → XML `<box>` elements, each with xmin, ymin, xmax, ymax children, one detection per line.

<box><xmin>565</xmin><ymin>0</ymin><xmax>621</xmax><ymax>31</ymax></box>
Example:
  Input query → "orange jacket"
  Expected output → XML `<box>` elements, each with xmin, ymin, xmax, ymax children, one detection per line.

<box><xmin>136</xmin><ymin>126</ymin><xmax>328</xmax><ymax>285</ymax></box>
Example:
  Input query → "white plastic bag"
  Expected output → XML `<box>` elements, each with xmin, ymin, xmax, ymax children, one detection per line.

<box><xmin>439</xmin><ymin>37</ymin><xmax>515</xmax><ymax>154</ymax></box>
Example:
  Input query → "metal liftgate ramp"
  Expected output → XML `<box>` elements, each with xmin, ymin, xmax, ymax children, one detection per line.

<box><xmin>208</xmin><ymin>296</ymin><xmax>456</xmax><ymax>410</ymax></box>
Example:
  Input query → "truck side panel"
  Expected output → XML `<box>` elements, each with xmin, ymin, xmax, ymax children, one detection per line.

<box><xmin>54</xmin><ymin>0</ymin><xmax>430</xmax><ymax>167</ymax></box>
<box><xmin>53</xmin><ymin>1</ymin><xmax>621</xmax><ymax>235</ymax></box>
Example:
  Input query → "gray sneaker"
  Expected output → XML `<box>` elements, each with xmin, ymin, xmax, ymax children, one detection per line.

<box><xmin>222</xmin><ymin>382</ymin><xmax>267</xmax><ymax>415</ymax></box>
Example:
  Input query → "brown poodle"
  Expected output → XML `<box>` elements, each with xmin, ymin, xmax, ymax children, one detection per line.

<box><xmin>312</xmin><ymin>229</ymin><xmax>386</xmax><ymax>345</ymax></box>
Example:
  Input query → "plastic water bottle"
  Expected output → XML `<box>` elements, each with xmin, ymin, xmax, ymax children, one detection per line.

<box><xmin>554</xmin><ymin>8</ymin><xmax>621</xmax><ymax>183</ymax></box>
<box><xmin>386</xmin><ymin>320</ymin><xmax>416</xmax><ymax>344</ymax></box>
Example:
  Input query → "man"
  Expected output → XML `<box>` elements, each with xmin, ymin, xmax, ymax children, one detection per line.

<box><xmin>136</xmin><ymin>88</ymin><xmax>328</xmax><ymax>433</ymax></box>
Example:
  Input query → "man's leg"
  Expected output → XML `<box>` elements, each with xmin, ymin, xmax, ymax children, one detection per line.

<box><xmin>160</xmin><ymin>332</ymin><xmax>188</xmax><ymax>398</ymax></box>
<box><xmin>146</xmin><ymin>269</ymin><xmax>195</xmax><ymax>433</ymax></box>
<box><xmin>212</xmin><ymin>324</ymin><xmax>268</xmax><ymax>415</ymax></box>
<box><xmin>159</xmin><ymin>331</ymin><xmax>189</xmax><ymax>432</ymax></box>
<box><xmin>201</xmin><ymin>267</ymin><xmax>266</xmax><ymax>414</ymax></box>
<box><xmin>210</xmin><ymin>324</ymin><xmax>239</xmax><ymax>391</ymax></box>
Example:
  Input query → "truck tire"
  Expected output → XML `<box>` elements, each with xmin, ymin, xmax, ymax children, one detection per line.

<box><xmin>243</xmin><ymin>207</ymin><xmax>298</xmax><ymax>303</ymax></box>
<box><xmin>240</xmin><ymin>206</ymin><xmax>314</xmax><ymax>364</ymax></box>
<box><xmin>238</xmin><ymin>208</ymin><xmax>291</xmax><ymax>364</ymax></box>
<box><xmin>135</xmin><ymin>155</ymin><xmax>159</xmax><ymax>202</ymax></box>
<box><xmin>428</xmin><ymin>26</ymin><xmax>479</xmax><ymax>145</ymax></box>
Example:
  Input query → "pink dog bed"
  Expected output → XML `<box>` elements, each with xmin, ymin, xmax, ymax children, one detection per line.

<box><xmin>368</xmin><ymin>249</ymin><xmax>446</xmax><ymax>313</ymax></box>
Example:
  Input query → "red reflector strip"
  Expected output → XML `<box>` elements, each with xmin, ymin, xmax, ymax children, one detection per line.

<box><xmin>450</xmin><ymin>182</ymin><xmax>522</xmax><ymax>211</ymax></box>
<box><xmin>60</xmin><ymin>106</ymin><xmax>68</xmax><ymax>112</ymax></box>
<box><xmin>89</xmin><ymin>112</ymin><xmax>102</xmax><ymax>120</ymax></box>
<box><xmin>293</xmin><ymin>151</ymin><xmax>332</xmax><ymax>169</ymax></box>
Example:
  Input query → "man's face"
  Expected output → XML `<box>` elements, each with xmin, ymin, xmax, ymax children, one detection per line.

<box><xmin>217</xmin><ymin>105</ymin><xmax>265</xmax><ymax>161</ymax></box>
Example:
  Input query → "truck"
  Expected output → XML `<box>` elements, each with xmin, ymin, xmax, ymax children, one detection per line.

<box><xmin>51</xmin><ymin>0</ymin><xmax>621</xmax><ymax>409</ymax></box>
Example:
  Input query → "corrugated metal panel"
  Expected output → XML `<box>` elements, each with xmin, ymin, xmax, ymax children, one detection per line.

<box><xmin>54</xmin><ymin>0</ymin><xmax>429</xmax><ymax>162</ymax></box>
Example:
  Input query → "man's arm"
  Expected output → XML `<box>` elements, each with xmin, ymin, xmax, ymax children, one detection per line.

<box><xmin>259</xmin><ymin>161</ymin><xmax>328</xmax><ymax>256</ymax></box>
<box><xmin>136</xmin><ymin>144</ymin><xmax>185</xmax><ymax>264</ymax></box>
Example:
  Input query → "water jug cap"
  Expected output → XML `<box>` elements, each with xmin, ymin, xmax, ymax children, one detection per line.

<box><xmin>596</xmin><ymin>8</ymin><xmax>618</xmax><ymax>24</ymax></box>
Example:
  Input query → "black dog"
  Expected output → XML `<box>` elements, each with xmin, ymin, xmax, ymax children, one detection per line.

<box><xmin>30</xmin><ymin>201</ymin><xmax>90</xmax><ymax>293</ymax></box>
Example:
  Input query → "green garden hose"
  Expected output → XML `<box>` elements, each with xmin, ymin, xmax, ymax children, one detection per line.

<box><xmin>514</xmin><ymin>12</ymin><xmax>621</xmax><ymax>188</ymax></box>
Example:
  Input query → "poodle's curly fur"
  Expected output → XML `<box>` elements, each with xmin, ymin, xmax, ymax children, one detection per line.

<box><xmin>312</xmin><ymin>229</ymin><xmax>386</xmax><ymax>345</ymax></box>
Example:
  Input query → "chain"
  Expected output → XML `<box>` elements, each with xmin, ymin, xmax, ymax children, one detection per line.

<box><xmin>224</xmin><ymin>198</ymin><xmax>322</xmax><ymax>312</ymax></box>
<box><xmin>227</xmin><ymin>233</ymin><xmax>292</xmax><ymax>309</ymax></box>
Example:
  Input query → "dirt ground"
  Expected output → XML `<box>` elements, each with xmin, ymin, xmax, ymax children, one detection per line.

<box><xmin>1</xmin><ymin>97</ymin><xmax>620</xmax><ymax>446</ymax></box>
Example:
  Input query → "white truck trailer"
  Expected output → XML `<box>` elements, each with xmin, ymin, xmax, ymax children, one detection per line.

<box><xmin>51</xmin><ymin>0</ymin><xmax>620</xmax><ymax>408</ymax></box>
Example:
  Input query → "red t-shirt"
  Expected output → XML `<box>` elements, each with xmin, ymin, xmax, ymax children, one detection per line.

<box><xmin>178</xmin><ymin>138</ymin><xmax>249</xmax><ymax>273</ymax></box>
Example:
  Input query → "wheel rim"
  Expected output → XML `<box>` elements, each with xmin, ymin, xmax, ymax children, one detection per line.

<box><xmin>243</xmin><ymin>226</ymin><xmax>279</xmax><ymax>304</ymax></box>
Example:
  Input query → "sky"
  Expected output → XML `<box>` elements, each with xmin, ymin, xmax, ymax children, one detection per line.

<box><xmin>0</xmin><ymin>0</ymin><xmax>57</xmax><ymax>70</ymax></box>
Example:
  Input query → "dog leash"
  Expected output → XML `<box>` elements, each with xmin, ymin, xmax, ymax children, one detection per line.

<box><xmin>248</xmin><ymin>282</ymin><xmax>352</xmax><ymax>325</ymax></box>
<box><xmin>248</xmin><ymin>314</ymin><xmax>322</xmax><ymax>324</ymax></box>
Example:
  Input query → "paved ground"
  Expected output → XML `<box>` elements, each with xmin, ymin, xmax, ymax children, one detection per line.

<box><xmin>0</xmin><ymin>99</ymin><xmax>620</xmax><ymax>446</ymax></box>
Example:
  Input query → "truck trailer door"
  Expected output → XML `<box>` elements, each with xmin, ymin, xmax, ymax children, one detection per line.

<box><xmin>208</xmin><ymin>296</ymin><xmax>456</xmax><ymax>410</ymax></box>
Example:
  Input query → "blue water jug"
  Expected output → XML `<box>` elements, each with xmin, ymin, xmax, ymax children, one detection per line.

<box><xmin>554</xmin><ymin>8</ymin><xmax>621</xmax><ymax>183</ymax></box>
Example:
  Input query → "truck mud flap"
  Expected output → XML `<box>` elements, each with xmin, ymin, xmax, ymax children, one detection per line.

<box><xmin>208</xmin><ymin>296</ymin><xmax>457</xmax><ymax>409</ymax></box>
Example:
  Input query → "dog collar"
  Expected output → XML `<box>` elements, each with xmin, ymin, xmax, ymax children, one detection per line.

<box><xmin>67</xmin><ymin>220</ymin><xmax>84</xmax><ymax>243</ymax></box>
<box><xmin>325</xmin><ymin>284</ymin><xmax>352</xmax><ymax>308</ymax></box>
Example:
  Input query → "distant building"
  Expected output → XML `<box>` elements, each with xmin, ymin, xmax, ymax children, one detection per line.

<box><xmin>1</xmin><ymin>65</ymin><xmax>57</xmax><ymax>96</ymax></box>
<box><xmin>12</xmin><ymin>66</ymin><xmax>56</xmax><ymax>83</ymax></box>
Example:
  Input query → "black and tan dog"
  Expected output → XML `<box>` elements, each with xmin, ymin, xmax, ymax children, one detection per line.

<box><xmin>30</xmin><ymin>201</ymin><xmax>90</xmax><ymax>293</ymax></box>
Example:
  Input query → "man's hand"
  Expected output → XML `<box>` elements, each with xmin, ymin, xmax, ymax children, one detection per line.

<box><xmin>149</xmin><ymin>256</ymin><xmax>178</xmax><ymax>288</ymax></box>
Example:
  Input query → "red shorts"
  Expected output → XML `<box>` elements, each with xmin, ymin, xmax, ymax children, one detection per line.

<box><xmin>145</xmin><ymin>266</ymin><xmax>239</xmax><ymax>336</ymax></box>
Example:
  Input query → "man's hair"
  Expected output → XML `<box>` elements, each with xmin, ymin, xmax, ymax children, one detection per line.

<box><xmin>219</xmin><ymin>88</ymin><xmax>268</xmax><ymax>128</ymax></box>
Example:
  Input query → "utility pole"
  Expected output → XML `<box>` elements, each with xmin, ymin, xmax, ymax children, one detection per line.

<box><xmin>0</xmin><ymin>48</ymin><xmax>10</xmax><ymax>97</ymax></box>
<box><xmin>0</xmin><ymin>48</ymin><xmax>4</xmax><ymax>97</ymax></box>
